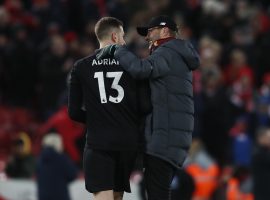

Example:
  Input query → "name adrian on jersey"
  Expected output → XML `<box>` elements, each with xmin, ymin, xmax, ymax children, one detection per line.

<box><xmin>92</xmin><ymin>58</ymin><xmax>119</xmax><ymax>66</ymax></box>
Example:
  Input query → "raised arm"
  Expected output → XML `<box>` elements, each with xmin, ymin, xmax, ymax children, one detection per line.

<box><xmin>114</xmin><ymin>46</ymin><xmax>170</xmax><ymax>79</ymax></box>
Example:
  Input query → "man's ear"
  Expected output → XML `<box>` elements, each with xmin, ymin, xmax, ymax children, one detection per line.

<box><xmin>111</xmin><ymin>32</ymin><xmax>117</xmax><ymax>43</ymax></box>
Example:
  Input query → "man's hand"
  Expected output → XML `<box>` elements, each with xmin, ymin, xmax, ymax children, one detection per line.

<box><xmin>96</xmin><ymin>44</ymin><xmax>120</xmax><ymax>60</ymax></box>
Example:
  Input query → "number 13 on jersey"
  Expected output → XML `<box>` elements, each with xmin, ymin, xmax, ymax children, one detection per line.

<box><xmin>94</xmin><ymin>71</ymin><xmax>124</xmax><ymax>104</ymax></box>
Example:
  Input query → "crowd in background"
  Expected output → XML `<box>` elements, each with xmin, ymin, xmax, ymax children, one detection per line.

<box><xmin>0</xmin><ymin>0</ymin><xmax>270</xmax><ymax>199</ymax></box>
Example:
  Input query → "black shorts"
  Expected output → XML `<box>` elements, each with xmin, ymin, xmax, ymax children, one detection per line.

<box><xmin>83</xmin><ymin>148</ymin><xmax>137</xmax><ymax>193</ymax></box>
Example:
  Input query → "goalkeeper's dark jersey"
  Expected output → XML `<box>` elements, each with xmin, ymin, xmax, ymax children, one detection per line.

<box><xmin>68</xmin><ymin>50</ymin><xmax>150</xmax><ymax>151</ymax></box>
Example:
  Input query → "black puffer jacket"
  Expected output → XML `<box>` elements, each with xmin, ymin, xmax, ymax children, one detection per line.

<box><xmin>115</xmin><ymin>39</ymin><xmax>200</xmax><ymax>168</ymax></box>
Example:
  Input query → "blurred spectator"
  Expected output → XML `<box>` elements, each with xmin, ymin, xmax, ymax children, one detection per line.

<box><xmin>64</xmin><ymin>31</ymin><xmax>79</xmax><ymax>58</ymax></box>
<box><xmin>226</xmin><ymin>166</ymin><xmax>253</xmax><ymax>200</ymax></box>
<box><xmin>37</xmin><ymin>35</ymin><xmax>70</xmax><ymax>119</ymax></box>
<box><xmin>199</xmin><ymin>67</ymin><xmax>233</xmax><ymax>165</ymax></box>
<box><xmin>0</xmin><ymin>106</ymin><xmax>39</xmax><ymax>159</ymax></box>
<box><xmin>31</xmin><ymin>0</ymin><xmax>57</xmax><ymax>42</ymax></box>
<box><xmin>213</xmin><ymin>165</ymin><xmax>253</xmax><ymax>200</ymax></box>
<box><xmin>36</xmin><ymin>133</ymin><xmax>78</xmax><ymax>200</ymax></box>
<box><xmin>229</xmin><ymin>115</ymin><xmax>252</xmax><ymax>166</ymax></box>
<box><xmin>223</xmin><ymin>49</ymin><xmax>254</xmax><ymax>87</ymax></box>
<box><xmin>193</xmin><ymin>36</ymin><xmax>223</xmax><ymax>138</ymax></box>
<box><xmin>254</xmin><ymin>30</ymin><xmax>270</xmax><ymax>87</ymax></box>
<box><xmin>107</xmin><ymin>0</ymin><xmax>131</xmax><ymax>27</ymax></box>
<box><xmin>0</xmin><ymin>32</ymin><xmax>8</xmax><ymax>102</ymax></box>
<box><xmin>81</xmin><ymin>0</ymin><xmax>102</xmax><ymax>24</ymax></box>
<box><xmin>199</xmin><ymin>36</ymin><xmax>222</xmax><ymax>71</ymax></box>
<box><xmin>184</xmin><ymin>139</ymin><xmax>220</xmax><ymax>200</ymax></box>
<box><xmin>224</xmin><ymin>49</ymin><xmax>255</xmax><ymax>118</ymax></box>
<box><xmin>212</xmin><ymin>166</ymin><xmax>232</xmax><ymax>200</ymax></box>
<box><xmin>252</xmin><ymin>127</ymin><xmax>270</xmax><ymax>200</ymax></box>
<box><xmin>78</xmin><ymin>38</ymin><xmax>96</xmax><ymax>57</ymax></box>
<box><xmin>4</xmin><ymin>0</ymin><xmax>37</xmax><ymax>28</ymax></box>
<box><xmin>256</xmin><ymin>72</ymin><xmax>270</xmax><ymax>126</ymax></box>
<box><xmin>4</xmin><ymin>24</ymin><xmax>37</xmax><ymax>107</ymax></box>
<box><xmin>5</xmin><ymin>132</ymin><xmax>35</xmax><ymax>178</ymax></box>
<box><xmin>229</xmin><ymin>74</ymin><xmax>254</xmax><ymax>114</ymax></box>
<box><xmin>38</xmin><ymin>105</ymin><xmax>85</xmax><ymax>164</ymax></box>
<box><xmin>0</xmin><ymin>7</ymin><xmax>10</xmax><ymax>96</ymax></box>
<box><xmin>0</xmin><ymin>6</ymin><xmax>10</xmax><ymax>34</ymax></box>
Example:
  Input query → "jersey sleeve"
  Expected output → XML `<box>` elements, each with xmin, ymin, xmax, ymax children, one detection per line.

<box><xmin>114</xmin><ymin>46</ymin><xmax>170</xmax><ymax>79</ymax></box>
<box><xmin>68</xmin><ymin>62</ymin><xmax>86</xmax><ymax>123</ymax></box>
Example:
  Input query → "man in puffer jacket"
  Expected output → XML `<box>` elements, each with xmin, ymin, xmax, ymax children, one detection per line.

<box><xmin>98</xmin><ymin>15</ymin><xmax>200</xmax><ymax>200</ymax></box>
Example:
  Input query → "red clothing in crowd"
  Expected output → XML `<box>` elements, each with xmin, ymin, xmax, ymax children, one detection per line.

<box><xmin>223</xmin><ymin>64</ymin><xmax>254</xmax><ymax>86</ymax></box>
<box><xmin>39</xmin><ymin>106</ymin><xmax>85</xmax><ymax>163</ymax></box>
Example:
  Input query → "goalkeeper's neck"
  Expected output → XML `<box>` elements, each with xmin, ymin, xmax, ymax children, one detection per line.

<box><xmin>99</xmin><ymin>41</ymin><xmax>116</xmax><ymax>49</ymax></box>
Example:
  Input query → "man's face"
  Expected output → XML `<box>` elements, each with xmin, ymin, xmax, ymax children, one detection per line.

<box><xmin>145</xmin><ymin>26</ymin><xmax>162</xmax><ymax>47</ymax></box>
<box><xmin>115</xmin><ymin>26</ymin><xmax>126</xmax><ymax>45</ymax></box>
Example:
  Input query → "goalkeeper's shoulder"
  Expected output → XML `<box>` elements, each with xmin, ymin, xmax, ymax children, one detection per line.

<box><xmin>73</xmin><ymin>53</ymin><xmax>97</xmax><ymax>68</ymax></box>
<box><xmin>96</xmin><ymin>44</ymin><xmax>122</xmax><ymax>60</ymax></box>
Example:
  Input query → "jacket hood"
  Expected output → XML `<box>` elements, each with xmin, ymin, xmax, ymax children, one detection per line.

<box><xmin>162</xmin><ymin>39</ymin><xmax>200</xmax><ymax>71</ymax></box>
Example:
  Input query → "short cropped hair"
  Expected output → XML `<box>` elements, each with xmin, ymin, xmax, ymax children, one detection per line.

<box><xmin>95</xmin><ymin>17</ymin><xmax>123</xmax><ymax>41</ymax></box>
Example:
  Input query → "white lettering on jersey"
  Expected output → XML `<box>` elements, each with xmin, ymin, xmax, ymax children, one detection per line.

<box><xmin>92</xmin><ymin>58</ymin><xmax>119</xmax><ymax>66</ymax></box>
